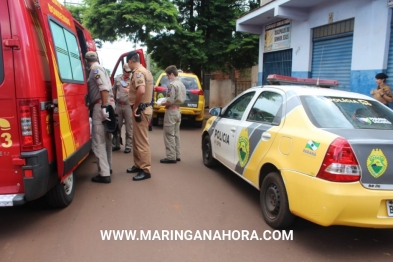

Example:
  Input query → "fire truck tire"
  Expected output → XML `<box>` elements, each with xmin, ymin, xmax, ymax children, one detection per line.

<box><xmin>46</xmin><ymin>172</ymin><xmax>75</xmax><ymax>208</ymax></box>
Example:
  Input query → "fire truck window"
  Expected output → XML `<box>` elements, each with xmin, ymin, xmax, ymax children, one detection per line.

<box><xmin>64</xmin><ymin>30</ymin><xmax>84</xmax><ymax>81</ymax></box>
<box><xmin>49</xmin><ymin>20</ymin><xmax>84</xmax><ymax>83</ymax></box>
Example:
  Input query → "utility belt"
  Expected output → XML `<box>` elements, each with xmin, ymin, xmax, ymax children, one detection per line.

<box><xmin>95</xmin><ymin>99</ymin><xmax>115</xmax><ymax>105</ymax></box>
<box><xmin>131</xmin><ymin>103</ymin><xmax>151</xmax><ymax>111</ymax></box>
<box><xmin>165</xmin><ymin>105</ymin><xmax>180</xmax><ymax>110</ymax></box>
<box><xmin>117</xmin><ymin>100</ymin><xmax>129</xmax><ymax>106</ymax></box>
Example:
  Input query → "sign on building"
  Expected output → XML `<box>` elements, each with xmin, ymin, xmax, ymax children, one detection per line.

<box><xmin>264</xmin><ymin>19</ymin><xmax>291</xmax><ymax>52</ymax></box>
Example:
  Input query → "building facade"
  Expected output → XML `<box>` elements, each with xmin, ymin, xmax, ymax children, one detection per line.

<box><xmin>236</xmin><ymin>0</ymin><xmax>393</xmax><ymax>95</ymax></box>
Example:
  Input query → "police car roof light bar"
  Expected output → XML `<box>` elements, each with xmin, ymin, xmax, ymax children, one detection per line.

<box><xmin>266</xmin><ymin>74</ymin><xmax>339</xmax><ymax>88</ymax></box>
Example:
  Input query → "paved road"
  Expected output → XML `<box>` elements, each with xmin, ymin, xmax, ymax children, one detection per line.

<box><xmin>0</xmin><ymin>121</ymin><xmax>393</xmax><ymax>262</ymax></box>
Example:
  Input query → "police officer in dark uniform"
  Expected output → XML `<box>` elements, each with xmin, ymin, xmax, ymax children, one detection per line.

<box><xmin>125</xmin><ymin>51</ymin><xmax>154</xmax><ymax>181</ymax></box>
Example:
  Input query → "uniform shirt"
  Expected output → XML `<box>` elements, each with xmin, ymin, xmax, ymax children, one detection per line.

<box><xmin>371</xmin><ymin>84</ymin><xmax>393</xmax><ymax>105</ymax></box>
<box><xmin>129</xmin><ymin>65</ymin><xmax>154</xmax><ymax>105</ymax></box>
<box><xmin>166</xmin><ymin>78</ymin><xmax>186</xmax><ymax>106</ymax></box>
<box><xmin>113</xmin><ymin>74</ymin><xmax>131</xmax><ymax>103</ymax></box>
<box><xmin>87</xmin><ymin>62</ymin><xmax>114</xmax><ymax>105</ymax></box>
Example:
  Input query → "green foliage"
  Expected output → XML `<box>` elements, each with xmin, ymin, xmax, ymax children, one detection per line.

<box><xmin>147</xmin><ymin>55</ymin><xmax>164</xmax><ymax>83</ymax></box>
<box><xmin>66</xmin><ymin>4</ymin><xmax>87</xmax><ymax>24</ymax></box>
<box><xmin>147</xmin><ymin>0</ymin><xmax>260</xmax><ymax>75</ymax></box>
<box><xmin>82</xmin><ymin>0</ymin><xmax>178</xmax><ymax>43</ymax></box>
<box><xmin>66</xmin><ymin>0</ymin><xmax>260</xmax><ymax>76</ymax></box>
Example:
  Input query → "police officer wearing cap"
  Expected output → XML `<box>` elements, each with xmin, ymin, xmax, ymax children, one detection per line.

<box><xmin>125</xmin><ymin>51</ymin><xmax>154</xmax><ymax>181</ymax></box>
<box><xmin>160</xmin><ymin>65</ymin><xmax>186</xmax><ymax>164</ymax></box>
<box><xmin>112</xmin><ymin>64</ymin><xmax>133</xmax><ymax>153</ymax></box>
<box><xmin>371</xmin><ymin>73</ymin><xmax>393</xmax><ymax>106</ymax></box>
<box><xmin>85</xmin><ymin>51</ymin><xmax>115</xmax><ymax>183</ymax></box>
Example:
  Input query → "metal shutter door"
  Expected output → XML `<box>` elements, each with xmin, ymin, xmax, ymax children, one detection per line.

<box><xmin>386</xmin><ymin>22</ymin><xmax>393</xmax><ymax>87</ymax></box>
<box><xmin>311</xmin><ymin>34</ymin><xmax>353</xmax><ymax>90</ymax></box>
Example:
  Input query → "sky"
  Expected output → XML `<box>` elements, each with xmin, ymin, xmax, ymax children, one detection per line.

<box><xmin>96</xmin><ymin>40</ymin><xmax>146</xmax><ymax>73</ymax></box>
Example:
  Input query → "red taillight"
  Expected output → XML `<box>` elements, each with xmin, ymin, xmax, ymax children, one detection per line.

<box><xmin>154</xmin><ymin>86</ymin><xmax>167</xmax><ymax>92</ymax></box>
<box><xmin>24</xmin><ymin>169</ymin><xmax>33</xmax><ymax>178</ymax></box>
<box><xmin>190</xmin><ymin>89</ymin><xmax>204</xmax><ymax>95</ymax></box>
<box><xmin>317</xmin><ymin>138</ymin><xmax>360</xmax><ymax>182</ymax></box>
<box><xmin>19</xmin><ymin>100</ymin><xmax>42</xmax><ymax>151</ymax></box>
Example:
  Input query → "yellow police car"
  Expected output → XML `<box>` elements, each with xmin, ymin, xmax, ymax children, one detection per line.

<box><xmin>153</xmin><ymin>72</ymin><xmax>205</xmax><ymax>127</ymax></box>
<box><xmin>202</xmin><ymin>76</ymin><xmax>393</xmax><ymax>229</ymax></box>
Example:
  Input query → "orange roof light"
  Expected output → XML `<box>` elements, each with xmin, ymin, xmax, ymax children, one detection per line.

<box><xmin>267</xmin><ymin>74</ymin><xmax>339</xmax><ymax>88</ymax></box>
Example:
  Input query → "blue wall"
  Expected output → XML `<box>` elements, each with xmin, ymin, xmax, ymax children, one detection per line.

<box><xmin>350</xmin><ymin>70</ymin><xmax>387</xmax><ymax>96</ymax></box>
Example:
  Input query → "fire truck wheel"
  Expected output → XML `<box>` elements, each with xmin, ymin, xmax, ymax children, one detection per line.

<box><xmin>46</xmin><ymin>172</ymin><xmax>75</xmax><ymax>208</ymax></box>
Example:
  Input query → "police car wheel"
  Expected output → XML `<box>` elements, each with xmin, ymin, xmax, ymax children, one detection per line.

<box><xmin>152</xmin><ymin>117</ymin><xmax>158</xmax><ymax>126</ymax></box>
<box><xmin>46</xmin><ymin>172</ymin><xmax>75</xmax><ymax>208</ymax></box>
<box><xmin>194</xmin><ymin>120</ymin><xmax>203</xmax><ymax>128</ymax></box>
<box><xmin>260</xmin><ymin>172</ymin><xmax>294</xmax><ymax>229</ymax></box>
<box><xmin>202</xmin><ymin>135</ymin><xmax>218</xmax><ymax>167</ymax></box>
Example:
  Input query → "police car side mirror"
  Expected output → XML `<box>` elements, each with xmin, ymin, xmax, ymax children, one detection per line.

<box><xmin>209</xmin><ymin>107</ymin><xmax>221</xmax><ymax>116</ymax></box>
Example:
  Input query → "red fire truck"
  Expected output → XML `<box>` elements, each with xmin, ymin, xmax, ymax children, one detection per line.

<box><xmin>0</xmin><ymin>0</ymin><xmax>145</xmax><ymax>208</ymax></box>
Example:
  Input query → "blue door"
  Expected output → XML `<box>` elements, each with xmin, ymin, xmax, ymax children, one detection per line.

<box><xmin>262</xmin><ymin>49</ymin><xmax>292</xmax><ymax>85</ymax></box>
<box><xmin>311</xmin><ymin>33</ymin><xmax>353</xmax><ymax>91</ymax></box>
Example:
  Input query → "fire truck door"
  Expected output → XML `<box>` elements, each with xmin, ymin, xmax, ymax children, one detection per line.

<box><xmin>35</xmin><ymin>0</ymin><xmax>91</xmax><ymax>179</ymax></box>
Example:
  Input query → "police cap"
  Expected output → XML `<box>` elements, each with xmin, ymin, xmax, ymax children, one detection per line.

<box><xmin>85</xmin><ymin>51</ymin><xmax>98</xmax><ymax>62</ymax></box>
<box><xmin>126</xmin><ymin>51</ymin><xmax>138</xmax><ymax>62</ymax></box>
<box><xmin>123</xmin><ymin>63</ymin><xmax>131</xmax><ymax>73</ymax></box>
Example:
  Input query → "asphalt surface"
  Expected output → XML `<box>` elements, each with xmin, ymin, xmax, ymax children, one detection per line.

<box><xmin>0</xmin><ymin>117</ymin><xmax>393</xmax><ymax>261</ymax></box>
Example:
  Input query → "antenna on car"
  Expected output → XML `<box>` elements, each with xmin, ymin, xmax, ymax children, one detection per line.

<box><xmin>316</xmin><ymin>46</ymin><xmax>324</xmax><ymax>87</ymax></box>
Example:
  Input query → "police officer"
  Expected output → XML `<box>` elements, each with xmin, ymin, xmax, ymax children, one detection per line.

<box><xmin>370</xmin><ymin>73</ymin><xmax>393</xmax><ymax>106</ymax></box>
<box><xmin>125</xmin><ymin>51</ymin><xmax>153</xmax><ymax>181</ymax></box>
<box><xmin>112</xmin><ymin>64</ymin><xmax>133</xmax><ymax>153</ymax></box>
<box><xmin>160</xmin><ymin>65</ymin><xmax>186</xmax><ymax>163</ymax></box>
<box><xmin>85</xmin><ymin>51</ymin><xmax>115</xmax><ymax>184</ymax></box>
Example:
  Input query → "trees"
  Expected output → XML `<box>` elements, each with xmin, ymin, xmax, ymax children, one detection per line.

<box><xmin>82</xmin><ymin>0</ymin><xmax>178</xmax><ymax>43</ymax></box>
<box><xmin>147</xmin><ymin>0</ymin><xmax>259</xmax><ymax>76</ymax></box>
<box><xmin>67</xmin><ymin>0</ymin><xmax>260</xmax><ymax>75</ymax></box>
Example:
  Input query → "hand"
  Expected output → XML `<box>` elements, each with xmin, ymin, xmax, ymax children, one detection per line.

<box><xmin>101</xmin><ymin>107</ymin><xmax>110</xmax><ymax>121</ymax></box>
<box><xmin>134</xmin><ymin>107</ymin><xmax>140</xmax><ymax>118</ymax></box>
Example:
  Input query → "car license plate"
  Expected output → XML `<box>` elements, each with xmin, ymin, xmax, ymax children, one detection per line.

<box><xmin>387</xmin><ymin>200</ymin><xmax>393</xmax><ymax>217</ymax></box>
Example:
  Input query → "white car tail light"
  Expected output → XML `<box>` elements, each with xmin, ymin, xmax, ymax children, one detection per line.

<box><xmin>317</xmin><ymin>138</ymin><xmax>360</xmax><ymax>182</ymax></box>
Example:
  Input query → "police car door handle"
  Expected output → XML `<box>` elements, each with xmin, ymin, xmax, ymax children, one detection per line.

<box><xmin>262</xmin><ymin>132</ymin><xmax>271</xmax><ymax>141</ymax></box>
<box><xmin>230</xmin><ymin>127</ymin><xmax>236</xmax><ymax>132</ymax></box>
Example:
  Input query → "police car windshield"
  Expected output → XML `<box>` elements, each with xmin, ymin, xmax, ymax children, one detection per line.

<box><xmin>159</xmin><ymin>76</ymin><xmax>198</xmax><ymax>90</ymax></box>
<box><xmin>300</xmin><ymin>96</ymin><xmax>393</xmax><ymax>130</ymax></box>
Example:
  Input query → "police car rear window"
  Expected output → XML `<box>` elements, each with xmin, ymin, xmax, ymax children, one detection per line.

<box><xmin>301</xmin><ymin>96</ymin><xmax>393</xmax><ymax>130</ymax></box>
<box><xmin>159</xmin><ymin>76</ymin><xmax>199</xmax><ymax>90</ymax></box>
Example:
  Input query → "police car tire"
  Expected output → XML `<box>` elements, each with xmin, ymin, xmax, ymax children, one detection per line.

<box><xmin>152</xmin><ymin>117</ymin><xmax>159</xmax><ymax>126</ymax></box>
<box><xmin>194</xmin><ymin>120</ymin><xmax>203</xmax><ymax>128</ymax></box>
<box><xmin>46</xmin><ymin>172</ymin><xmax>75</xmax><ymax>208</ymax></box>
<box><xmin>202</xmin><ymin>135</ymin><xmax>218</xmax><ymax>167</ymax></box>
<box><xmin>260</xmin><ymin>172</ymin><xmax>294</xmax><ymax>229</ymax></box>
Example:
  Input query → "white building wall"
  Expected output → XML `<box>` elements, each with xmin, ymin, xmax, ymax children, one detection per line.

<box><xmin>290</xmin><ymin>0</ymin><xmax>391</xmax><ymax>73</ymax></box>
